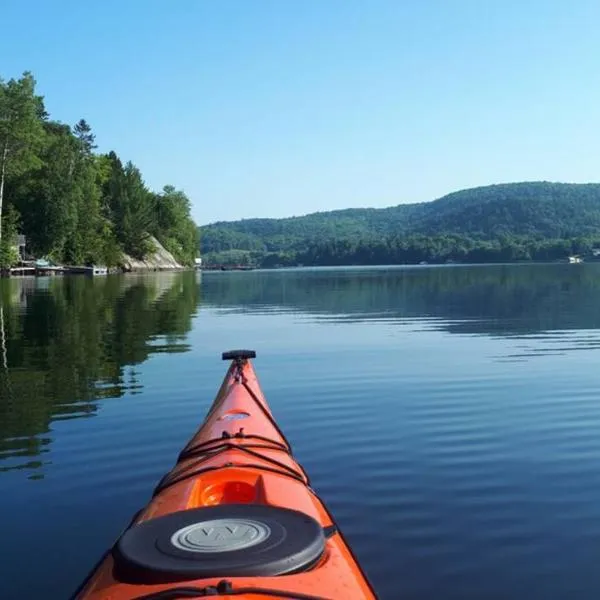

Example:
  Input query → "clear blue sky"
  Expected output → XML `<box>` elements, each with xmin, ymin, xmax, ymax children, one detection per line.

<box><xmin>2</xmin><ymin>0</ymin><xmax>600</xmax><ymax>225</ymax></box>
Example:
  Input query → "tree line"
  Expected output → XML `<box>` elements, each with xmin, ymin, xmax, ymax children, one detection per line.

<box><xmin>0</xmin><ymin>72</ymin><xmax>197</xmax><ymax>268</ymax></box>
<box><xmin>203</xmin><ymin>233</ymin><xmax>600</xmax><ymax>268</ymax></box>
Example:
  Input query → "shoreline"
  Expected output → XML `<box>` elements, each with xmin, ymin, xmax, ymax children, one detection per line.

<box><xmin>1</xmin><ymin>265</ymin><xmax>196</xmax><ymax>278</ymax></box>
<box><xmin>200</xmin><ymin>258</ymin><xmax>594</xmax><ymax>271</ymax></box>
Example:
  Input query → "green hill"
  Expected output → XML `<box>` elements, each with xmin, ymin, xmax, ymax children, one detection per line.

<box><xmin>199</xmin><ymin>182</ymin><xmax>600</xmax><ymax>266</ymax></box>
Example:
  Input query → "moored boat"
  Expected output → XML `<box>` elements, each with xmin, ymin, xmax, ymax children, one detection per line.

<box><xmin>73</xmin><ymin>350</ymin><xmax>376</xmax><ymax>599</ymax></box>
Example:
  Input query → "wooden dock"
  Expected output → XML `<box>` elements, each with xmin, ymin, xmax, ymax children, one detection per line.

<box><xmin>64</xmin><ymin>266</ymin><xmax>108</xmax><ymax>276</ymax></box>
<box><xmin>4</xmin><ymin>264</ymin><xmax>108</xmax><ymax>277</ymax></box>
<box><xmin>8</xmin><ymin>266</ymin><xmax>36</xmax><ymax>276</ymax></box>
<box><xmin>7</xmin><ymin>265</ymin><xmax>64</xmax><ymax>276</ymax></box>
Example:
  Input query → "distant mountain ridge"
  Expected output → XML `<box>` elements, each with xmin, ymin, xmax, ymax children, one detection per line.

<box><xmin>199</xmin><ymin>182</ymin><xmax>600</xmax><ymax>265</ymax></box>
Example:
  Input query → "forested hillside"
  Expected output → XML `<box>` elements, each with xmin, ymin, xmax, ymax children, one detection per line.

<box><xmin>0</xmin><ymin>72</ymin><xmax>197</xmax><ymax>268</ymax></box>
<box><xmin>200</xmin><ymin>182</ymin><xmax>600</xmax><ymax>266</ymax></box>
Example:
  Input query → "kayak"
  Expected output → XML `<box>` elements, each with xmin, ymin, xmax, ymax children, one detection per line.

<box><xmin>73</xmin><ymin>350</ymin><xmax>377</xmax><ymax>600</ymax></box>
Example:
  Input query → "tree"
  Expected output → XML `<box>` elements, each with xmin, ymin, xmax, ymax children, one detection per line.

<box><xmin>73</xmin><ymin>119</ymin><xmax>96</xmax><ymax>156</ymax></box>
<box><xmin>0</xmin><ymin>204</ymin><xmax>20</xmax><ymax>268</ymax></box>
<box><xmin>15</xmin><ymin>121</ymin><xmax>78</xmax><ymax>257</ymax></box>
<box><xmin>152</xmin><ymin>185</ymin><xmax>198</xmax><ymax>265</ymax></box>
<box><xmin>0</xmin><ymin>72</ymin><xmax>45</xmax><ymax>244</ymax></box>
<box><xmin>102</xmin><ymin>154</ymin><xmax>156</xmax><ymax>258</ymax></box>
<box><xmin>121</xmin><ymin>161</ymin><xmax>156</xmax><ymax>257</ymax></box>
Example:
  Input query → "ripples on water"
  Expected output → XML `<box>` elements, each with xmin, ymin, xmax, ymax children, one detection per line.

<box><xmin>1</xmin><ymin>264</ymin><xmax>600</xmax><ymax>599</ymax></box>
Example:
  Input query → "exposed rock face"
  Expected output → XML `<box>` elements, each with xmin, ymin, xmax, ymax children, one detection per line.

<box><xmin>120</xmin><ymin>236</ymin><xmax>185</xmax><ymax>272</ymax></box>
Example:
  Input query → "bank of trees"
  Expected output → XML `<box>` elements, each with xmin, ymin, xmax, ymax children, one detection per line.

<box><xmin>293</xmin><ymin>234</ymin><xmax>598</xmax><ymax>266</ymax></box>
<box><xmin>0</xmin><ymin>72</ymin><xmax>197</xmax><ymax>268</ymax></box>
<box><xmin>202</xmin><ymin>233</ymin><xmax>600</xmax><ymax>268</ymax></box>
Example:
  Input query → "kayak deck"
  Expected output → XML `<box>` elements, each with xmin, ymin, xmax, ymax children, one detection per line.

<box><xmin>73</xmin><ymin>350</ymin><xmax>376</xmax><ymax>599</ymax></box>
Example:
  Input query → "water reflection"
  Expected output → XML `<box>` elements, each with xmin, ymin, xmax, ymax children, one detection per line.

<box><xmin>3</xmin><ymin>264</ymin><xmax>600</xmax><ymax>476</ymax></box>
<box><xmin>0</xmin><ymin>272</ymin><xmax>199</xmax><ymax>475</ymax></box>
<box><xmin>201</xmin><ymin>263</ymin><xmax>600</xmax><ymax>358</ymax></box>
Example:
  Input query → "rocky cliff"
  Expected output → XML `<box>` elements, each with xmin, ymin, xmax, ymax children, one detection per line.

<box><xmin>120</xmin><ymin>236</ymin><xmax>185</xmax><ymax>272</ymax></box>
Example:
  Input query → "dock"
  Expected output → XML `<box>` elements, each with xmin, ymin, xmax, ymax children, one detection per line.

<box><xmin>4</xmin><ymin>263</ymin><xmax>108</xmax><ymax>278</ymax></box>
<box><xmin>7</xmin><ymin>265</ymin><xmax>64</xmax><ymax>276</ymax></box>
<box><xmin>64</xmin><ymin>266</ymin><xmax>108</xmax><ymax>276</ymax></box>
<box><xmin>8</xmin><ymin>266</ymin><xmax>36</xmax><ymax>276</ymax></box>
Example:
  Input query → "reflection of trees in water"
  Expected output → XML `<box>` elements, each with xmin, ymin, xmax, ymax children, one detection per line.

<box><xmin>202</xmin><ymin>264</ymin><xmax>600</xmax><ymax>335</ymax></box>
<box><xmin>0</xmin><ymin>272</ymin><xmax>199</xmax><ymax>475</ymax></box>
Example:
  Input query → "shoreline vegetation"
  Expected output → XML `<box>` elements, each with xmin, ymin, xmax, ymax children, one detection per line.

<box><xmin>0</xmin><ymin>72</ymin><xmax>198</xmax><ymax>273</ymax></box>
<box><xmin>201</xmin><ymin>238</ymin><xmax>597</xmax><ymax>270</ymax></box>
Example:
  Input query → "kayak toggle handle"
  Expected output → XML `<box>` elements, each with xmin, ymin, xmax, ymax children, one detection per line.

<box><xmin>222</xmin><ymin>349</ymin><xmax>256</xmax><ymax>361</ymax></box>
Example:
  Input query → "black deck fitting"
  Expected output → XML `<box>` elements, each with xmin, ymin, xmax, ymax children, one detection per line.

<box><xmin>222</xmin><ymin>350</ymin><xmax>257</xmax><ymax>361</ymax></box>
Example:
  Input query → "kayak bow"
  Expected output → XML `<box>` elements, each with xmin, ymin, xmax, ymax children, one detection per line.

<box><xmin>73</xmin><ymin>350</ymin><xmax>376</xmax><ymax>600</ymax></box>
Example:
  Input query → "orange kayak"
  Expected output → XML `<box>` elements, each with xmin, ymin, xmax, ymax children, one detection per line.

<box><xmin>73</xmin><ymin>350</ymin><xmax>377</xmax><ymax>600</ymax></box>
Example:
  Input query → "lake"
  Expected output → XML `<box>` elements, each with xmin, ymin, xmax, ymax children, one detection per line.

<box><xmin>2</xmin><ymin>264</ymin><xmax>600</xmax><ymax>599</ymax></box>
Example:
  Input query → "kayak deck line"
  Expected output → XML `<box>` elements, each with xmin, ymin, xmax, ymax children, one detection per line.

<box><xmin>73</xmin><ymin>350</ymin><xmax>377</xmax><ymax>600</ymax></box>
<box><xmin>132</xmin><ymin>579</ymin><xmax>338</xmax><ymax>599</ymax></box>
<box><xmin>179</xmin><ymin>434</ymin><xmax>290</xmax><ymax>459</ymax></box>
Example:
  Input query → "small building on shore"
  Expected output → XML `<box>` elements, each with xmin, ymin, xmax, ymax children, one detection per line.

<box><xmin>9</xmin><ymin>234</ymin><xmax>28</xmax><ymax>261</ymax></box>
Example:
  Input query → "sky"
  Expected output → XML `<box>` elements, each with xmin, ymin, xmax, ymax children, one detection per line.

<box><xmin>2</xmin><ymin>0</ymin><xmax>600</xmax><ymax>225</ymax></box>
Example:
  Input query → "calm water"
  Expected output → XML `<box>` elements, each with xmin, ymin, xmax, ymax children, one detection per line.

<box><xmin>2</xmin><ymin>264</ymin><xmax>600</xmax><ymax>599</ymax></box>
